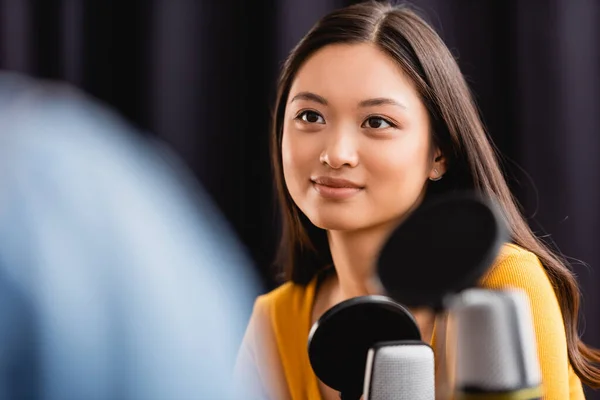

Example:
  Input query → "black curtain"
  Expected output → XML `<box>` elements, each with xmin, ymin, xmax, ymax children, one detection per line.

<box><xmin>1</xmin><ymin>0</ymin><xmax>598</xmax><ymax>397</ymax></box>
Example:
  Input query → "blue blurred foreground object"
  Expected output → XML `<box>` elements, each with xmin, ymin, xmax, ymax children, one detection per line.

<box><xmin>0</xmin><ymin>72</ymin><xmax>259</xmax><ymax>400</ymax></box>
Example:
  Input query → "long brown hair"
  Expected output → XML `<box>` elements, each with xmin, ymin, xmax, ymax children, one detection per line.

<box><xmin>269</xmin><ymin>0</ymin><xmax>600</xmax><ymax>387</ymax></box>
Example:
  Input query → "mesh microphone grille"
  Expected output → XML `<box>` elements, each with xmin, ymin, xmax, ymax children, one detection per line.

<box><xmin>365</xmin><ymin>342</ymin><xmax>434</xmax><ymax>400</ymax></box>
<box><xmin>451</xmin><ymin>289</ymin><xmax>541</xmax><ymax>392</ymax></box>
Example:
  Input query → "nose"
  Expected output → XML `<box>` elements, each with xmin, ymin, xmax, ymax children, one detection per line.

<box><xmin>319</xmin><ymin>129</ymin><xmax>359</xmax><ymax>169</ymax></box>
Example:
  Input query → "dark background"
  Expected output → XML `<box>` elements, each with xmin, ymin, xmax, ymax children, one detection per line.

<box><xmin>0</xmin><ymin>0</ymin><xmax>598</xmax><ymax>396</ymax></box>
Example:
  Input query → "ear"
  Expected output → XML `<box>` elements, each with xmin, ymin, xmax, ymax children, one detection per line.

<box><xmin>429</xmin><ymin>148</ymin><xmax>447</xmax><ymax>181</ymax></box>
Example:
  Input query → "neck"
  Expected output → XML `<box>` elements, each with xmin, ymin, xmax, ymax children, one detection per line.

<box><xmin>327</xmin><ymin>219</ymin><xmax>398</xmax><ymax>302</ymax></box>
<box><xmin>324</xmin><ymin>218</ymin><xmax>438</xmax><ymax>345</ymax></box>
<box><xmin>323</xmin><ymin>191</ymin><xmax>427</xmax><ymax>306</ymax></box>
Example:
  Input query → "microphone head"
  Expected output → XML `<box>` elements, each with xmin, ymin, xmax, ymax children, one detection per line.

<box><xmin>364</xmin><ymin>341</ymin><xmax>435</xmax><ymax>400</ymax></box>
<box><xmin>450</xmin><ymin>288</ymin><xmax>542</xmax><ymax>398</ymax></box>
<box><xmin>375</xmin><ymin>191</ymin><xmax>507</xmax><ymax>310</ymax></box>
<box><xmin>307</xmin><ymin>296</ymin><xmax>421</xmax><ymax>399</ymax></box>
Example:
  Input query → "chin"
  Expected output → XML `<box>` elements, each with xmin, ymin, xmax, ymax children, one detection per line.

<box><xmin>309</xmin><ymin>217</ymin><xmax>361</xmax><ymax>231</ymax></box>
<box><xmin>304</xmin><ymin>208</ymin><xmax>368</xmax><ymax>232</ymax></box>
<box><xmin>302</xmin><ymin>204</ymin><xmax>407</xmax><ymax>234</ymax></box>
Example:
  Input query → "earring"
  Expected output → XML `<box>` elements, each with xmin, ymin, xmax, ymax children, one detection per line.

<box><xmin>429</xmin><ymin>168</ymin><xmax>442</xmax><ymax>181</ymax></box>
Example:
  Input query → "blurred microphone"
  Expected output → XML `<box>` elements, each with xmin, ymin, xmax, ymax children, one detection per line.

<box><xmin>369</xmin><ymin>192</ymin><xmax>508</xmax><ymax>399</ymax></box>
<box><xmin>364</xmin><ymin>340</ymin><xmax>434</xmax><ymax>400</ymax></box>
<box><xmin>450</xmin><ymin>289</ymin><xmax>543</xmax><ymax>400</ymax></box>
<box><xmin>308</xmin><ymin>296</ymin><xmax>422</xmax><ymax>399</ymax></box>
<box><xmin>375</xmin><ymin>192</ymin><xmax>508</xmax><ymax>310</ymax></box>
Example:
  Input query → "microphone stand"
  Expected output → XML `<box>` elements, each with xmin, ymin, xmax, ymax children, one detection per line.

<box><xmin>433</xmin><ymin>311</ymin><xmax>452</xmax><ymax>400</ymax></box>
<box><xmin>432</xmin><ymin>297</ymin><xmax>461</xmax><ymax>400</ymax></box>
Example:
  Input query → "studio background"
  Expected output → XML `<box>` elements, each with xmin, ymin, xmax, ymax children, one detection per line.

<box><xmin>1</xmin><ymin>0</ymin><xmax>598</xmax><ymax>397</ymax></box>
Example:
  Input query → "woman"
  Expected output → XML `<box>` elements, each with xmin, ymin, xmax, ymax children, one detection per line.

<box><xmin>235</xmin><ymin>2</ymin><xmax>600</xmax><ymax>399</ymax></box>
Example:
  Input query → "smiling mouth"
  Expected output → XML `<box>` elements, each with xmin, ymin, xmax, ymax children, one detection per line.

<box><xmin>310</xmin><ymin>178</ymin><xmax>364</xmax><ymax>200</ymax></box>
<box><xmin>311</xmin><ymin>176</ymin><xmax>364</xmax><ymax>189</ymax></box>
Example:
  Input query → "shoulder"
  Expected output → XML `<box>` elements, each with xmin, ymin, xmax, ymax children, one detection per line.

<box><xmin>251</xmin><ymin>278</ymin><xmax>317</xmax><ymax>331</ymax></box>
<box><xmin>493</xmin><ymin>242</ymin><xmax>540</xmax><ymax>268</ymax></box>
<box><xmin>257</xmin><ymin>280</ymin><xmax>305</xmax><ymax>303</ymax></box>
<box><xmin>479</xmin><ymin>243</ymin><xmax>564</xmax><ymax>330</ymax></box>
<box><xmin>255</xmin><ymin>280</ymin><xmax>312</xmax><ymax>312</ymax></box>
<box><xmin>480</xmin><ymin>243</ymin><xmax>551</xmax><ymax>291</ymax></box>
<box><xmin>235</xmin><ymin>281</ymin><xmax>308</xmax><ymax>400</ymax></box>
<box><xmin>472</xmin><ymin>244</ymin><xmax>584</xmax><ymax>398</ymax></box>
<box><xmin>479</xmin><ymin>242</ymin><xmax>566</xmax><ymax>353</ymax></box>
<box><xmin>237</xmin><ymin>279</ymin><xmax>318</xmax><ymax>399</ymax></box>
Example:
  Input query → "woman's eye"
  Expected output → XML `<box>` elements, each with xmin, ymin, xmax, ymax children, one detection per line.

<box><xmin>297</xmin><ymin>111</ymin><xmax>325</xmax><ymax>124</ymax></box>
<box><xmin>362</xmin><ymin>116</ymin><xmax>394</xmax><ymax>129</ymax></box>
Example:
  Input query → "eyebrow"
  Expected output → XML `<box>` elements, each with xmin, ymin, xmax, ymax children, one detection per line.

<box><xmin>290</xmin><ymin>92</ymin><xmax>328</xmax><ymax>105</ymax></box>
<box><xmin>290</xmin><ymin>91</ymin><xmax>407</xmax><ymax>110</ymax></box>
<box><xmin>359</xmin><ymin>97</ymin><xmax>407</xmax><ymax>110</ymax></box>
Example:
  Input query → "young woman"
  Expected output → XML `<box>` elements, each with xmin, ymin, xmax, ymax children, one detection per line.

<box><xmin>235</xmin><ymin>2</ymin><xmax>600</xmax><ymax>399</ymax></box>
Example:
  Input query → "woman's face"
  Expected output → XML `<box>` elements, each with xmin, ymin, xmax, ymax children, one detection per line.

<box><xmin>282</xmin><ymin>43</ymin><xmax>443</xmax><ymax>232</ymax></box>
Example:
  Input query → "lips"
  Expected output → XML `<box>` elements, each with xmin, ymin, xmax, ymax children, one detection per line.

<box><xmin>311</xmin><ymin>176</ymin><xmax>363</xmax><ymax>189</ymax></box>
<box><xmin>311</xmin><ymin>176</ymin><xmax>364</xmax><ymax>200</ymax></box>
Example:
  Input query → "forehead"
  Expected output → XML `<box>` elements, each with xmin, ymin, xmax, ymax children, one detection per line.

<box><xmin>288</xmin><ymin>43</ymin><xmax>420</xmax><ymax>106</ymax></box>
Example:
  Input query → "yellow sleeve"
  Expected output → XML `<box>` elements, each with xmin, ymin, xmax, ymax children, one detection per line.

<box><xmin>480</xmin><ymin>245</ymin><xmax>585</xmax><ymax>399</ymax></box>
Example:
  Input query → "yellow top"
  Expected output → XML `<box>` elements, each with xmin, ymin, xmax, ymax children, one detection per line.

<box><xmin>234</xmin><ymin>243</ymin><xmax>585</xmax><ymax>399</ymax></box>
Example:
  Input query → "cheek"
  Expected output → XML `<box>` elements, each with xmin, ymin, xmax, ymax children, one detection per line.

<box><xmin>281</xmin><ymin>133</ymin><xmax>293</xmax><ymax>173</ymax></box>
<box><xmin>281</xmin><ymin>130</ymin><xmax>314</xmax><ymax>189</ymax></box>
<box><xmin>281</xmin><ymin>132</ymin><xmax>299</xmax><ymax>179</ymax></box>
<box><xmin>368</xmin><ymin>138</ymin><xmax>432</xmax><ymax>191</ymax></box>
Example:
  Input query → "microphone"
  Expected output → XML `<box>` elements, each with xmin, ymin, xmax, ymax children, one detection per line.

<box><xmin>307</xmin><ymin>296</ymin><xmax>421</xmax><ymax>400</ymax></box>
<box><xmin>308</xmin><ymin>192</ymin><xmax>510</xmax><ymax>399</ymax></box>
<box><xmin>371</xmin><ymin>192</ymin><xmax>509</xmax><ymax>399</ymax></box>
<box><xmin>363</xmin><ymin>340</ymin><xmax>435</xmax><ymax>400</ymax></box>
<box><xmin>449</xmin><ymin>288</ymin><xmax>543</xmax><ymax>399</ymax></box>
<box><xmin>374</xmin><ymin>192</ymin><xmax>508</xmax><ymax>310</ymax></box>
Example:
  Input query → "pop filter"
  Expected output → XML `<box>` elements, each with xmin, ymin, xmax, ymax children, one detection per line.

<box><xmin>307</xmin><ymin>296</ymin><xmax>421</xmax><ymax>399</ymax></box>
<box><xmin>375</xmin><ymin>192</ymin><xmax>508</xmax><ymax>310</ymax></box>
